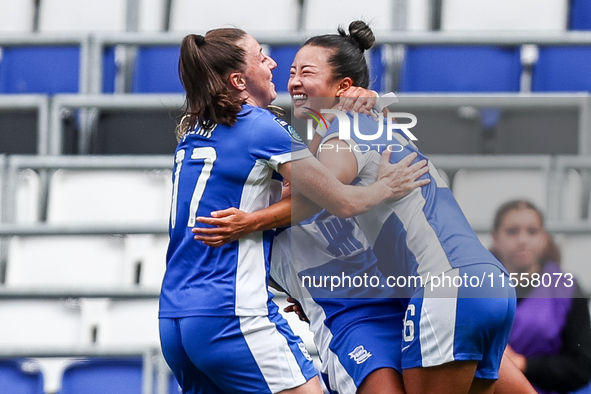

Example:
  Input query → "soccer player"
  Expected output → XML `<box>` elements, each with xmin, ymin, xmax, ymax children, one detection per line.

<box><xmin>159</xmin><ymin>28</ymin><xmax>428</xmax><ymax>394</ymax></box>
<box><xmin>193</xmin><ymin>21</ymin><xmax>535</xmax><ymax>394</ymax></box>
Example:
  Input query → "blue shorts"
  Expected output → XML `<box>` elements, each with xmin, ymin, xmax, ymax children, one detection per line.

<box><xmin>322</xmin><ymin>310</ymin><xmax>404</xmax><ymax>394</ymax></box>
<box><xmin>159</xmin><ymin>304</ymin><xmax>317</xmax><ymax>394</ymax></box>
<box><xmin>400</xmin><ymin>263</ymin><xmax>516</xmax><ymax>379</ymax></box>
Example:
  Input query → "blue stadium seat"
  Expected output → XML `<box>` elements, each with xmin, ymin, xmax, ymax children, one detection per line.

<box><xmin>59</xmin><ymin>358</ymin><xmax>143</xmax><ymax>394</ymax></box>
<box><xmin>102</xmin><ymin>46</ymin><xmax>117</xmax><ymax>93</ymax></box>
<box><xmin>269</xmin><ymin>46</ymin><xmax>299</xmax><ymax>93</ymax></box>
<box><xmin>569</xmin><ymin>0</ymin><xmax>591</xmax><ymax>30</ymax></box>
<box><xmin>399</xmin><ymin>46</ymin><xmax>522</xmax><ymax>92</ymax></box>
<box><xmin>0</xmin><ymin>46</ymin><xmax>80</xmax><ymax>94</ymax></box>
<box><xmin>131</xmin><ymin>46</ymin><xmax>183</xmax><ymax>93</ymax></box>
<box><xmin>0</xmin><ymin>360</ymin><xmax>44</xmax><ymax>394</ymax></box>
<box><xmin>370</xmin><ymin>45</ymin><xmax>387</xmax><ymax>93</ymax></box>
<box><xmin>532</xmin><ymin>46</ymin><xmax>591</xmax><ymax>91</ymax></box>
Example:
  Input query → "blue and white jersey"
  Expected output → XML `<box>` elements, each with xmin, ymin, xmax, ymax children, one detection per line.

<box><xmin>321</xmin><ymin>112</ymin><xmax>507</xmax><ymax>295</ymax></box>
<box><xmin>159</xmin><ymin>105</ymin><xmax>311</xmax><ymax>318</ymax></box>
<box><xmin>270</xmin><ymin>211</ymin><xmax>402</xmax><ymax>364</ymax></box>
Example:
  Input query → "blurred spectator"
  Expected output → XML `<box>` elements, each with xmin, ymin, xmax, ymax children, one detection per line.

<box><xmin>491</xmin><ymin>200</ymin><xmax>591</xmax><ymax>393</ymax></box>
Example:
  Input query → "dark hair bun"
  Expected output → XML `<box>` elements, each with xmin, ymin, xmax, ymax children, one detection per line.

<box><xmin>348</xmin><ymin>20</ymin><xmax>374</xmax><ymax>51</ymax></box>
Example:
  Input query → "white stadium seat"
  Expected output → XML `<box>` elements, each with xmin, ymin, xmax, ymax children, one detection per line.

<box><xmin>170</xmin><ymin>0</ymin><xmax>300</xmax><ymax>32</ymax></box>
<box><xmin>38</xmin><ymin>0</ymin><xmax>127</xmax><ymax>32</ymax></box>
<box><xmin>0</xmin><ymin>300</ymin><xmax>82</xmax><ymax>347</ymax></box>
<box><xmin>0</xmin><ymin>0</ymin><xmax>35</xmax><ymax>33</ymax></box>
<box><xmin>406</xmin><ymin>0</ymin><xmax>431</xmax><ymax>31</ymax></box>
<box><xmin>453</xmin><ymin>169</ymin><xmax>548</xmax><ymax>228</ymax></box>
<box><xmin>5</xmin><ymin>236</ymin><xmax>128</xmax><ymax>287</ymax></box>
<box><xmin>137</xmin><ymin>0</ymin><xmax>168</xmax><ymax>32</ymax></box>
<box><xmin>96</xmin><ymin>299</ymin><xmax>160</xmax><ymax>346</ymax></box>
<box><xmin>303</xmin><ymin>0</ymin><xmax>395</xmax><ymax>32</ymax></box>
<box><xmin>46</xmin><ymin>169</ymin><xmax>171</xmax><ymax>224</ymax></box>
<box><xmin>15</xmin><ymin>169</ymin><xmax>41</xmax><ymax>223</ymax></box>
<box><xmin>560</xmin><ymin>169</ymin><xmax>583</xmax><ymax>221</ymax></box>
<box><xmin>555</xmin><ymin>234</ymin><xmax>591</xmax><ymax>295</ymax></box>
<box><xmin>441</xmin><ymin>0</ymin><xmax>568</xmax><ymax>31</ymax></box>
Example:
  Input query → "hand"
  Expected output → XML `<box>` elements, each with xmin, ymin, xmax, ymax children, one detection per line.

<box><xmin>192</xmin><ymin>208</ymin><xmax>254</xmax><ymax>247</ymax></box>
<box><xmin>337</xmin><ymin>87</ymin><xmax>378</xmax><ymax>118</ymax></box>
<box><xmin>504</xmin><ymin>345</ymin><xmax>527</xmax><ymax>372</ymax></box>
<box><xmin>284</xmin><ymin>297</ymin><xmax>309</xmax><ymax>323</ymax></box>
<box><xmin>376</xmin><ymin>151</ymin><xmax>430</xmax><ymax>200</ymax></box>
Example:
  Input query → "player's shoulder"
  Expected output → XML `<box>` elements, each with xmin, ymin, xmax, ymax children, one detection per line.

<box><xmin>245</xmin><ymin>105</ymin><xmax>304</xmax><ymax>144</ymax></box>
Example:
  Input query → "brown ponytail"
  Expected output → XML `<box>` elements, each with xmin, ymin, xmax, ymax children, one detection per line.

<box><xmin>177</xmin><ymin>28</ymin><xmax>247</xmax><ymax>139</ymax></box>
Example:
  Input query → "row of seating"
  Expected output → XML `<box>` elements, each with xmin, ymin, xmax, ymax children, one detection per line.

<box><xmin>1</xmin><ymin>154</ymin><xmax>590</xmax><ymax>289</ymax></box>
<box><xmin>1</xmin><ymin>0</ymin><xmax>589</xmax><ymax>34</ymax></box>
<box><xmin>2</xmin><ymin>92</ymin><xmax>588</xmax><ymax>157</ymax></box>
<box><xmin>3</xmin><ymin>40</ymin><xmax>591</xmax><ymax>95</ymax></box>
<box><xmin>0</xmin><ymin>357</ymin><xmax>179</xmax><ymax>394</ymax></box>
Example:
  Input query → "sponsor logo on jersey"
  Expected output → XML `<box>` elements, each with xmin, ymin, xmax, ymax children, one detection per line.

<box><xmin>274</xmin><ymin>117</ymin><xmax>303</xmax><ymax>143</ymax></box>
<box><xmin>348</xmin><ymin>345</ymin><xmax>372</xmax><ymax>364</ymax></box>
<box><xmin>298</xmin><ymin>342</ymin><xmax>313</xmax><ymax>361</ymax></box>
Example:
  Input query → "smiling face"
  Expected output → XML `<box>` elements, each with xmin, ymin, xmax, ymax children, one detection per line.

<box><xmin>236</xmin><ymin>34</ymin><xmax>278</xmax><ymax>108</ymax></box>
<box><xmin>288</xmin><ymin>45</ymin><xmax>344</xmax><ymax>119</ymax></box>
<box><xmin>492</xmin><ymin>208</ymin><xmax>548</xmax><ymax>274</ymax></box>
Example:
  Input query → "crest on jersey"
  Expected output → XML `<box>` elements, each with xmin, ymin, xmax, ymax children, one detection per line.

<box><xmin>349</xmin><ymin>345</ymin><xmax>372</xmax><ymax>364</ymax></box>
<box><xmin>274</xmin><ymin>117</ymin><xmax>303</xmax><ymax>143</ymax></box>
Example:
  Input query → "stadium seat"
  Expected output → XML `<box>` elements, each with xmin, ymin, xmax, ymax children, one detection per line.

<box><xmin>90</xmin><ymin>110</ymin><xmax>180</xmax><ymax>154</ymax></box>
<box><xmin>0</xmin><ymin>300</ymin><xmax>82</xmax><ymax>347</ymax></box>
<box><xmin>5</xmin><ymin>236</ymin><xmax>128</xmax><ymax>287</ymax></box>
<box><xmin>0</xmin><ymin>0</ymin><xmax>35</xmax><ymax>32</ymax></box>
<box><xmin>0</xmin><ymin>46</ymin><xmax>80</xmax><ymax>94</ymax></box>
<box><xmin>15</xmin><ymin>169</ymin><xmax>41</xmax><ymax>223</ymax></box>
<box><xmin>0</xmin><ymin>108</ymin><xmax>38</xmax><ymax>154</ymax></box>
<box><xmin>131</xmin><ymin>46</ymin><xmax>183</xmax><ymax>93</ymax></box>
<box><xmin>38</xmin><ymin>0</ymin><xmax>127</xmax><ymax>32</ymax></box>
<box><xmin>40</xmin><ymin>169</ymin><xmax>171</xmax><ymax>286</ymax></box>
<box><xmin>452</xmin><ymin>169</ymin><xmax>549</xmax><ymax>227</ymax></box>
<box><xmin>133</xmin><ymin>234</ymin><xmax>168</xmax><ymax>287</ymax></box>
<box><xmin>0</xmin><ymin>167</ymin><xmax>41</xmax><ymax>223</ymax></box>
<box><xmin>560</xmin><ymin>169</ymin><xmax>583</xmax><ymax>220</ymax></box>
<box><xmin>0</xmin><ymin>155</ymin><xmax>4</xmax><ymax>222</ymax></box>
<box><xmin>137</xmin><ymin>0</ymin><xmax>169</xmax><ymax>32</ymax></box>
<box><xmin>169</xmin><ymin>0</ymin><xmax>300</xmax><ymax>32</ymax></box>
<box><xmin>97</xmin><ymin>299</ymin><xmax>160</xmax><ymax>347</ymax></box>
<box><xmin>399</xmin><ymin>46</ymin><xmax>522</xmax><ymax>92</ymax></box>
<box><xmin>532</xmin><ymin>46</ymin><xmax>591</xmax><ymax>92</ymax></box>
<box><xmin>569</xmin><ymin>0</ymin><xmax>591</xmax><ymax>30</ymax></box>
<box><xmin>369</xmin><ymin>45</ymin><xmax>387</xmax><ymax>93</ymax></box>
<box><xmin>303</xmin><ymin>0</ymin><xmax>396</xmax><ymax>32</ymax></box>
<box><xmin>441</xmin><ymin>0</ymin><xmax>568</xmax><ymax>31</ymax></box>
<box><xmin>0</xmin><ymin>359</ymin><xmax>44</xmax><ymax>394</ymax></box>
<box><xmin>58</xmin><ymin>358</ymin><xmax>143</xmax><ymax>394</ymax></box>
<box><xmin>556</xmin><ymin>233</ymin><xmax>591</xmax><ymax>295</ymax></box>
<box><xmin>406</xmin><ymin>0</ymin><xmax>431</xmax><ymax>31</ymax></box>
<box><xmin>47</xmin><ymin>169</ymin><xmax>172</xmax><ymax>225</ymax></box>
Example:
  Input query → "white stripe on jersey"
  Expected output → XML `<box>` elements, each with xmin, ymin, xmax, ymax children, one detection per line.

<box><xmin>419</xmin><ymin>278</ymin><xmax>459</xmax><ymax>367</ymax></box>
<box><xmin>324</xmin><ymin>349</ymin><xmax>358</xmax><ymax>394</ymax></box>
<box><xmin>269</xmin><ymin>149</ymin><xmax>312</xmax><ymax>172</ymax></box>
<box><xmin>270</xmin><ymin>229</ymin><xmax>334</xmax><ymax>362</ymax></box>
<box><xmin>239</xmin><ymin>315</ymin><xmax>308</xmax><ymax>392</ymax></box>
<box><xmin>391</xmin><ymin>188</ymin><xmax>453</xmax><ymax>282</ymax></box>
<box><xmin>235</xmin><ymin>160</ymin><xmax>281</xmax><ymax>315</ymax></box>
